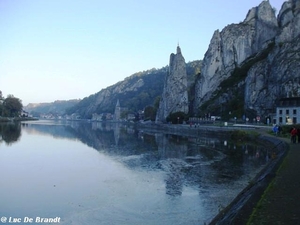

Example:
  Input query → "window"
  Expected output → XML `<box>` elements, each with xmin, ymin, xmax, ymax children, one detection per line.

<box><xmin>293</xmin><ymin>109</ymin><xmax>297</xmax><ymax>115</ymax></box>
<box><xmin>286</xmin><ymin>109</ymin><xmax>289</xmax><ymax>115</ymax></box>
<box><xmin>279</xmin><ymin>110</ymin><xmax>282</xmax><ymax>114</ymax></box>
<box><xmin>293</xmin><ymin>117</ymin><xmax>297</xmax><ymax>124</ymax></box>
<box><xmin>279</xmin><ymin>117</ymin><xmax>283</xmax><ymax>123</ymax></box>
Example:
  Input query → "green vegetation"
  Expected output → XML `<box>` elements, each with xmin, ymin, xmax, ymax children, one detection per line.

<box><xmin>0</xmin><ymin>91</ymin><xmax>23</xmax><ymax>117</ymax></box>
<box><xmin>66</xmin><ymin>94</ymin><xmax>97</xmax><ymax>118</ymax></box>
<box><xmin>230</xmin><ymin>130</ymin><xmax>254</xmax><ymax>141</ymax></box>
<box><xmin>26</xmin><ymin>99</ymin><xmax>80</xmax><ymax>117</ymax></box>
<box><xmin>277</xmin><ymin>125</ymin><xmax>300</xmax><ymax>138</ymax></box>
<box><xmin>143</xmin><ymin>96</ymin><xmax>161</xmax><ymax>121</ymax></box>
<box><xmin>65</xmin><ymin>68</ymin><xmax>167</xmax><ymax>119</ymax></box>
<box><xmin>246</xmin><ymin>149</ymin><xmax>289</xmax><ymax>225</ymax></box>
<box><xmin>66</xmin><ymin>60</ymin><xmax>202</xmax><ymax>119</ymax></box>
<box><xmin>166</xmin><ymin>111</ymin><xmax>189</xmax><ymax>124</ymax></box>
<box><xmin>0</xmin><ymin>122</ymin><xmax>21</xmax><ymax>144</ymax></box>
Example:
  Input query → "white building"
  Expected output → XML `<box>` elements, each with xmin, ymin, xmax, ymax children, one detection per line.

<box><xmin>275</xmin><ymin>97</ymin><xmax>300</xmax><ymax>125</ymax></box>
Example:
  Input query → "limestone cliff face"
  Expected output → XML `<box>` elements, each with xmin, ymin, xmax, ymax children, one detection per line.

<box><xmin>245</xmin><ymin>37</ymin><xmax>300</xmax><ymax>114</ymax></box>
<box><xmin>156</xmin><ymin>46</ymin><xmax>189</xmax><ymax>122</ymax></box>
<box><xmin>194</xmin><ymin>0</ymin><xmax>278</xmax><ymax>113</ymax></box>
<box><xmin>245</xmin><ymin>0</ymin><xmax>300</xmax><ymax>116</ymax></box>
<box><xmin>277</xmin><ymin>0</ymin><xmax>300</xmax><ymax>42</ymax></box>
<box><xmin>194</xmin><ymin>0</ymin><xmax>300</xmax><ymax>119</ymax></box>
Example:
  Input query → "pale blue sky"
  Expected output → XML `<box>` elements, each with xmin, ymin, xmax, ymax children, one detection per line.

<box><xmin>0</xmin><ymin>0</ymin><xmax>285</xmax><ymax>105</ymax></box>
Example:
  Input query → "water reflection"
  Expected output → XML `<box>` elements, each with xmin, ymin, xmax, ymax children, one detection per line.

<box><xmin>0</xmin><ymin>122</ymin><xmax>21</xmax><ymax>145</ymax></box>
<box><xmin>22</xmin><ymin>121</ymin><xmax>271</xmax><ymax>191</ymax></box>
<box><xmin>0</xmin><ymin>120</ymin><xmax>273</xmax><ymax>224</ymax></box>
<box><xmin>21</xmin><ymin>121</ymin><xmax>271</xmax><ymax>190</ymax></box>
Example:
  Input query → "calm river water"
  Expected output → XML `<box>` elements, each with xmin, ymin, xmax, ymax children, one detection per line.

<box><xmin>0</xmin><ymin>120</ymin><xmax>271</xmax><ymax>225</ymax></box>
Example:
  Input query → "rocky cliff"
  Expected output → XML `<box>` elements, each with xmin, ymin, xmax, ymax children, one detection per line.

<box><xmin>194</xmin><ymin>1</ymin><xmax>278</xmax><ymax>112</ymax></box>
<box><xmin>67</xmin><ymin>0</ymin><xmax>300</xmax><ymax>122</ymax></box>
<box><xmin>193</xmin><ymin>0</ymin><xmax>300</xmax><ymax>120</ymax></box>
<box><xmin>244</xmin><ymin>0</ymin><xmax>300</xmax><ymax>116</ymax></box>
<box><xmin>156</xmin><ymin>46</ymin><xmax>189</xmax><ymax>122</ymax></box>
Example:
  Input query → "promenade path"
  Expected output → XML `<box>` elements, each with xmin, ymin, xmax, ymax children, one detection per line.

<box><xmin>247</xmin><ymin>134</ymin><xmax>300</xmax><ymax>225</ymax></box>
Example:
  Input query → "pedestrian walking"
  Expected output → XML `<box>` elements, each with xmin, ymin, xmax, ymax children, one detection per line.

<box><xmin>290</xmin><ymin>127</ymin><xmax>297</xmax><ymax>143</ymax></box>
<box><xmin>272</xmin><ymin>125</ymin><xmax>279</xmax><ymax>136</ymax></box>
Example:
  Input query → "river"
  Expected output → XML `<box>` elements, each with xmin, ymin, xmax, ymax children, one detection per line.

<box><xmin>0</xmin><ymin>120</ymin><xmax>272</xmax><ymax>225</ymax></box>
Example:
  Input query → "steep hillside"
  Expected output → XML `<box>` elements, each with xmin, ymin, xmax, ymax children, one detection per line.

<box><xmin>25</xmin><ymin>99</ymin><xmax>80</xmax><ymax>117</ymax></box>
<box><xmin>66</xmin><ymin>61</ymin><xmax>201</xmax><ymax>119</ymax></box>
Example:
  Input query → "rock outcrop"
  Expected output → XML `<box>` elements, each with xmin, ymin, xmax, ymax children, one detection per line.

<box><xmin>194</xmin><ymin>0</ymin><xmax>278</xmax><ymax>114</ymax></box>
<box><xmin>193</xmin><ymin>0</ymin><xmax>300</xmax><ymax>120</ymax></box>
<box><xmin>277</xmin><ymin>0</ymin><xmax>300</xmax><ymax>42</ymax></box>
<box><xmin>245</xmin><ymin>0</ymin><xmax>300</xmax><ymax>116</ymax></box>
<box><xmin>156</xmin><ymin>46</ymin><xmax>189</xmax><ymax>122</ymax></box>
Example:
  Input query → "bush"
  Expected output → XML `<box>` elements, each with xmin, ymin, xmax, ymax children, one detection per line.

<box><xmin>166</xmin><ymin>112</ymin><xmax>188</xmax><ymax>124</ymax></box>
<box><xmin>230</xmin><ymin>130</ymin><xmax>249</xmax><ymax>141</ymax></box>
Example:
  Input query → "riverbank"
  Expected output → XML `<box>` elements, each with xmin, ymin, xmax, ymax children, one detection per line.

<box><xmin>246</xmin><ymin>134</ymin><xmax>300</xmax><ymax>225</ymax></box>
<box><xmin>202</xmin><ymin>124</ymin><xmax>300</xmax><ymax>225</ymax></box>
<box><xmin>137</xmin><ymin>122</ymin><xmax>291</xmax><ymax>224</ymax></box>
<box><xmin>136</xmin><ymin>121</ymin><xmax>266</xmax><ymax>137</ymax></box>
<box><xmin>209</xmin><ymin>130</ymin><xmax>288</xmax><ymax>225</ymax></box>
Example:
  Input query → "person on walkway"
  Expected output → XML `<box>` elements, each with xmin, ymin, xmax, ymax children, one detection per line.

<box><xmin>290</xmin><ymin>127</ymin><xmax>297</xmax><ymax>143</ymax></box>
<box><xmin>297</xmin><ymin>128</ymin><xmax>300</xmax><ymax>143</ymax></box>
<box><xmin>273</xmin><ymin>125</ymin><xmax>279</xmax><ymax>136</ymax></box>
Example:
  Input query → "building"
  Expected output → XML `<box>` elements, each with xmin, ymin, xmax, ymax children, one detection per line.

<box><xmin>275</xmin><ymin>97</ymin><xmax>300</xmax><ymax>125</ymax></box>
<box><xmin>92</xmin><ymin>113</ymin><xmax>102</xmax><ymax>121</ymax></box>
<box><xmin>21</xmin><ymin>110</ymin><xmax>29</xmax><ymax>117</ymax></box>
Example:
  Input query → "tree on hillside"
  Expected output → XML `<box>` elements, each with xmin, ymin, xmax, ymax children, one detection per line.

<box><xmin>2</xmin><ymin>95</ymin><xmax>23</xmax><ymax>117</ymax></box>
<box><xmin>144</xmin><ymin>105</ymin><xmax>156</xmax><ymax>121</ymax></box>
<box><xmin>0</xmin><ymin>91</ymin><xmax>3</xmax><ymax>116</ymax></box>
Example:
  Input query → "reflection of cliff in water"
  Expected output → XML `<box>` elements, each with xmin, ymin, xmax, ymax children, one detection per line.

<box><xmin>66</xmin><ymin>122</ymin><xmax>156</xmax><ymax>156</ymax></box>
<box><xmin>22</xmin><ymin>121</ymin><xmax>77</xmax><ymax>140</ymax></box>
<box><xmin>0</xmin><ymin>122</ymin><xmax>21</xmax><ymax>145</ymax></box>
<box><xmin>19</xmin><ymin>121</ymin><xmax>273</xmax><ymax>200</ymax></box>
<box><xmin>153</xmin><ymin>133</ymin><xmax>272</xmax><ymax>197</ymax></box>
<box><xmin>154</xmin><ymin>133</ymin><xmax>224</xmax><ymax>196</ymax></box>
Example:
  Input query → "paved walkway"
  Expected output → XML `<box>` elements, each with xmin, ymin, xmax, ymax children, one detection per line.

<box><xmin>247</xmin><ymin>135</ymin><xmax>300</xmax><ymax>225</ymax></box>
<box><xmin>209</xmin><ymin>129</ymin><xmax>300</xmax><ymax>225</ymax></box>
